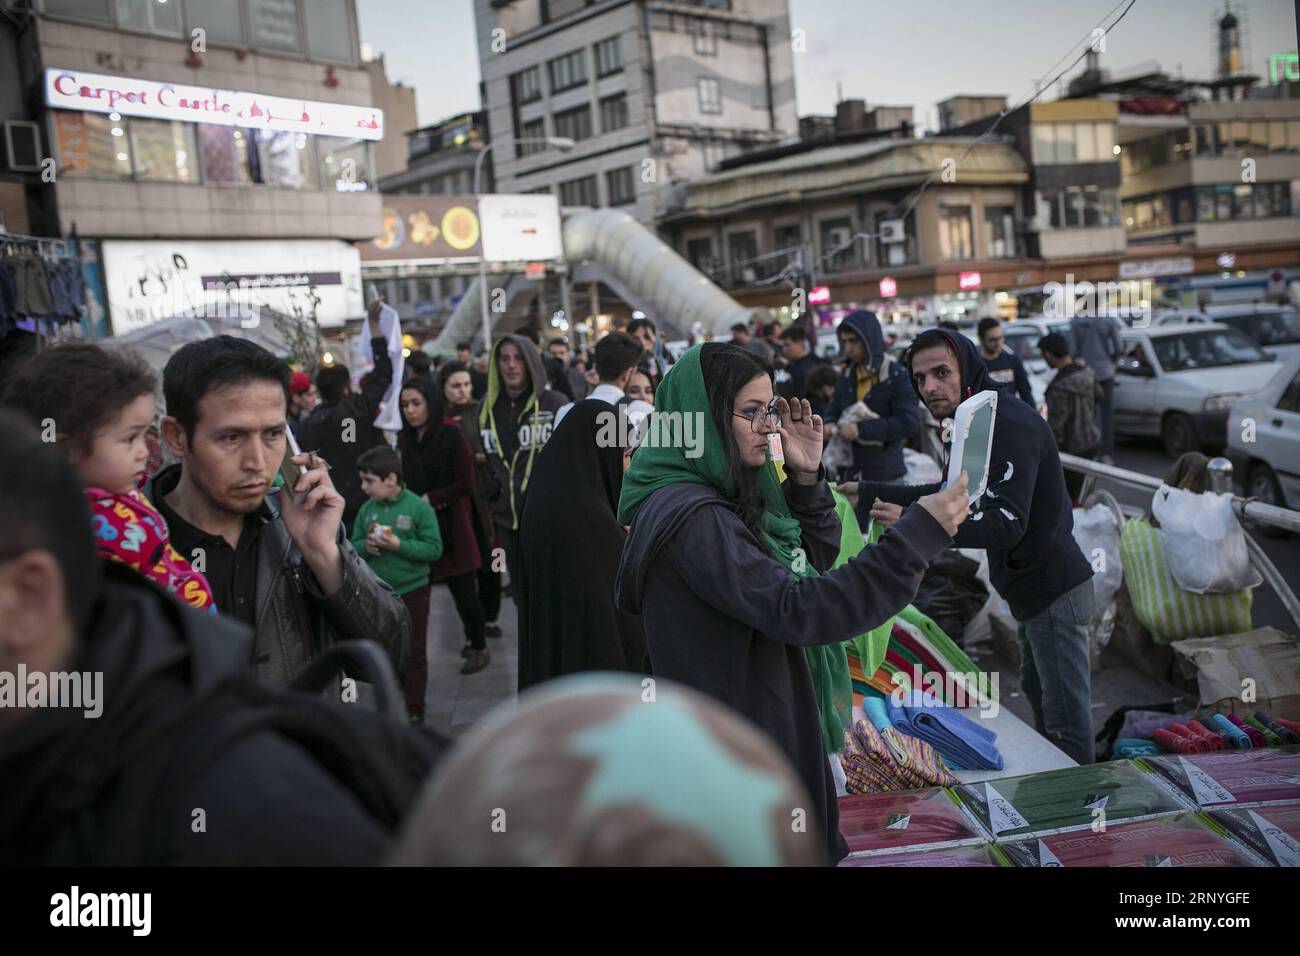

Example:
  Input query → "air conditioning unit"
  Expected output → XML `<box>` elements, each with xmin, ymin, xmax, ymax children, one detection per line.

<box><xmin>4</xmin><ymin>121</ymin><xmax>42</xmax><ymax>173</ymax></box>
<box><xmin>878</xmin><ymin>218</ymin><xmax>905</xmax><ymax>244</ymax></box>
<box><xmin>825</xmin><ymin>226</ymin><xmax>853</xmax><ymax>252</ymax></box>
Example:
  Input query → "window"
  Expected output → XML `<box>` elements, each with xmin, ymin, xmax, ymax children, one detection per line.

<box><xmin>1054</xmin><ymin>123</ymin><xmax>1077</xmax><ymax>163</ymax></box>
<box><xmin>513</xmin><ymin>67</ymin><xmax>543</xmax><ymax>104</ymax></box>
<box><xmin>305</xmin><ymin>0</ymin><xmax>355</xmax><ymax>63</ymax></box>
<box><xmin>553</xmin><ymin>105</ymin><xmax>592</xmax><ymax>142</ymax></box>
<box><xmin>698</xmin><ymin>77</ymin><xmax>722</xmax><ymax>115</ymax></box>
<box><xmin>1196</xmin><ymin>124</ymin><xmax>1218</xmax><ymax>158</ymax></box>
<box><xmin>1289</xmin><ymin>122</ymin><xmax>1300</xmax><ymax>155</ymax></box>
<box><xmin>1152</xmin><ymin>329</ymin><xmax>1268</xmax><ymax>372</ymax></box>
<box><xmin>1270</xmin><ymin>121</ymin><xmax>1290</xmax><ymax>154</ymax></box>
<box><xmin>43</xmin><ymin>0</ymin><xmax>111</xmax><ymax>23</ymax></box>
<box><xmin>197</xmin><ymin>125</ymin><xmax>253</xmax><ymax>184</ymax></box>
<box><xmin>1035</xmin><ymin>123</ymin><xmax>1117</xmax><ymax>164</ymax></box>
<box><xmin>559</xmin><ymin>175</ymin><xmax>598</xmax><ymax>206</ymax></box>
<box><xmin>519</xmin><ymin>118</ymin><xmax>546</xmax><ymax>156</ymax></box>
<box><xmin>819</xmin><ymin>217</ymin><xmax>855</xmax><ymax>272</ymax></box>
<box><xmin>1278</xmin><ymin>371</ymin><xmax>1300</xmax><ymax>413</ymax></box>
<box><xmin>318</xmin><ymin>136</ymin><xmax>370</xmax><ymax>191</ymax></box>
<box><xmin>1075</xmin><ymin>122</ymin><xmax>1097</xmax><ymax>162</ymax></box>
<box><xmin>251</xmin><ymin>130</ymin><xmax>318</xmax><ymax>189</ymax></box>
<box><xmin>548</xmin><ymin>50</ymin><xmax>588</xmax><ymax>94</ymax></box>
<box><xmin>1232</xmin><ymin>183</ymin><xmax>1256</xmax><ymax>219</ymax></box>
<box><xmin>984</xmin><ymin>205</ymin><xmax>1017</xmax><ymax>258</ymax></box>
<box><xmin>703</xmin><ymin>140</ymin><xmax>725</xmax><ymax>169</ymax></box>
<box><xmin>1044</xmin><ymin>187</ymin><xmax>1119</xmax><ymax>228</ymax></box>
<box><xmin>1033</xmin><ymin>124</ymin><xmax>1056</xmax><ymax>164</ymax></box>
<box><xmin>938</xmin><ymin>206</ymin><xmax>974</xmax><ymax>260</ymax></box>
<box><xmin>128</xmin><ymin>118</ymin><xmax>199</xmax><ymax>182</ymax></box>
<box><xmin>599</xmin><ymin>93</ymin><xmax>629</xmax><ymax>133</ymax></box>
<box><xmin>773</xmin><ymin>223</ymin><xmax>802</xmax><ymax>251</ymax></box>
<box><xmin>693</xmin><ymin>20</ymin><xmax>718</xmax><ymax>56</ymax></box>
<box><xmin>249</xmin><ymin>0</ymin><xmax>302</xmax><ymax>53</ymax></box>
<box><xmin>606</xmin><ymin>166</ymin><xmax>635</xmax><ymax>206</ymax></box>
<box><xmin>595</xmin><ymin>35</ymin><xmax>623</xmax><ymax>77</ymax></box>
<box><xmin>686</xmin><ymin>237</ymin><xmax>715</xmax><ymax>272</ymax></box>
<box><xmin>115</xmin><ymin>0</ymin><xmax>181</xmax><ymax>35</ymax></box>
<box><xmin>54</xmin><ymin>111</ymin><xmax>131</xmax><ymax>179</ymax></box>
<box><xmin>1096</xmin><ymin>123</ymin><xmax>1117</xmax><ymax>160</ymax></box>
<box><xmin>727</xmin><ymin>230</ymin><xmax>758</xmax><ymax>265</ymax></box>
<box><xmin>187</xmin><ymin>0</ymin><xmax>244</xmax><ymax>45</ymax></box>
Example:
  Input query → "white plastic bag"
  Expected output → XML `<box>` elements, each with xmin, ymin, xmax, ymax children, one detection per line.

<box><xmin>904</xmin><ymin>447</ymin><xmax>943</xmax><ymax>485</ymax></box>
<box><xmin>1150</xmin><ymin>485</ymin><xmax>1260</xmax><ymax>594</ymax></box>
<box><xmin>1071</xmin><ymin>504</ymin><xmax>1123</xmax><ymax>652</ymax></box>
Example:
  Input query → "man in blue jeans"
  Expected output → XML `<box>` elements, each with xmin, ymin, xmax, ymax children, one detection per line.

<box><xmin>846</xmin><ymin>329</ymin><xmax>1096</xmax><ymax>764</ymax></box>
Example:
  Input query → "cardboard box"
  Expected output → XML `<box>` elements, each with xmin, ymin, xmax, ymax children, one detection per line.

<box><xmin>1171</xmin><ymin>627</ymin><xmax>1300</xmax><ymax>722</ymax></box>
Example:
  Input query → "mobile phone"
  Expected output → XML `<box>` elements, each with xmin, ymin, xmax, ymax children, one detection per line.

<box><xmin>279</xmin><ymin>426</ymin><xmax>304</xmax><ymax>493</ymax></box>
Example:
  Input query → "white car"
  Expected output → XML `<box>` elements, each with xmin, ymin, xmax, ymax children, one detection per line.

<box><xmin>1113</xmin><ymin>323</ymin><xmax>1279</xmax><ymax>459</ymax></box>
<box><xmin>1226</xmin><ymin>351</ymin><xmax>1300</xmax><ymax>530</ymax></box>
<box><xmin>1152</xmin><ymin>303</ymin><xmax>1300</xmax><ymax>363</ymax></box>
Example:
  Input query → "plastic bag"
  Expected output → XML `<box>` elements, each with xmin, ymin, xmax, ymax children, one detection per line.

<box><xmin>903</xmin><ymin>447</ymin><xmax>943</xmax><ymax>485</ymax></box>
<box><xmin>1071</xmin><ymin>503</ymin><xmax>1123</xmax><ymax>652</ymax></box>
<box><xmin>1150</xmin><ymin>485</ymin><xmax>1260</xmax><ymax>594</ymax></box>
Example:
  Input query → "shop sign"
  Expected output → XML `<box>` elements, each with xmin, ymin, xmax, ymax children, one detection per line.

<box><xmin>1267</xmin><ymin>52</ymin><xmax>1299</xmax><ymax>85</ymax></box>
<box><xmin>808</xmin><ymin>285</ymin><xmax>831</xmax><ymax>305</ymax></box>
<box><xmin>958</xmin><ymin>271</ymin><xmax>981</xmax><ymax>291</ymax></box>
<box><xmin>1119</xmin><ymin>257</ymin><xmax>1194</xmax><ymax>280</ymax></box>
<box><xmin>525</xmin><ymin>262</ymin><xmax>547</xmax><ymax>279</ymax></box>
<box><xmin>479</xmin><ymin>194</ymin><xmax>563</xmax><ymax>263</ymax></box>
<box><xmin>363</xmin><ymin>195</ymin><xmax>482</xmax><ymax>262</ymax></box>
<box><xmin>879</xmin><ymin>277</ymin><xmax>898</xmax><ymax>298</ymax></box>
<box><xmin>45</xmin><ymin>68</ymin><xmax>384</xmax><ymax>141</ymax></box>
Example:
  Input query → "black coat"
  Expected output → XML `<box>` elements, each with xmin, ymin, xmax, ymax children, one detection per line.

<box><xmin>517</xmin><ymin>400</ymin><xmax>646</xmax><ymax>690</ymax></box>
<box><xmin>616</xmin><ymin>476</ymin><xmax>952</xmax><ymax>865</ymax></box>
<box><xmin>0</xmin><ymin>563</ymin><xmax>403</xmax><ymax>865</ymax></box>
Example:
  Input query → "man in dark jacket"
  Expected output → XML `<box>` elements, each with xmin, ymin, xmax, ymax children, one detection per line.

<box><xmin>0</xmin><ymin>413</ymin><xmax>435</xmax><ymax>865</ymax></box>
<box><xmin>1067</xmin><ymin>312</ymin><xmax>1123</xmax><ymax>463</ymax></box>
<box><xmin>300</xmin><ymin>300</ymin><xmax>393</xmax><ymax>530</ymax></box>
<box><xmin>1040</xmin><ymin>332</ymin><xmax>1101</xmax><ymax>503</ymax></box>
<box><xmin>479</xmin><ymin>334</ymin><xmax>569</xmax><ymax>590</ymax></box>
<box><xmin>825</xmin><ymin>309</ymin><xmax>921</xmax><ymax>482</ymax></box>
<box><xmin>775</xmin><ymin>324</ymin><xmax>825</xmax><ymax>401</ymax></box>
<box><xmin>977</xmin><ymin>317</ymin><xmax>1035</xmax><ymax>406</ymax></box>
<box><xmin>149</xmin><ymin>335</ymin><xmax>409</xmax><ymax>687</ymax></box>
<box><xmin>849</xmin><ymin>328</ymin><xmax>1096</xmax><ymax>764</ymax></box>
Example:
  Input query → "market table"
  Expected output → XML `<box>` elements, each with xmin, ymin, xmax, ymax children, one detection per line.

<box><xmin>949</xmin><ymin>703</ymin><xmax>1076</xmax><ymax>784</ymax></box>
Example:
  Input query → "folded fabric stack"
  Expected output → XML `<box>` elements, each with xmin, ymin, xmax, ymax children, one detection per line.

<box><xmin>999</xmin><ymin>813</ymin><xmax>1260</xmax><ymax>868</ymax></box>
<box><xmin>1141</xmin><ymin>747</ymin><xmax>1300</xmax><ymax>809</ymax></box>
<box><xmin>1208</xmin><ymin>803</ymin><xmax>1300</xmax><ymax>867</ymax></box>
<box><xmin>886</xmin><ymin>689</ymin><xmax>1003</xmax><ymax>771</ymax></box>
<box><xmin>1114</xmin><ymin>709</ymin><xmax>1298</xmax><ymax>757</ymax></box>
<box><xmin>838</xmin><ymin>788</ymin><xmax>983</xmax><ymax>856</ymax></box>
<box><xmin>839</xmin><ymin>712</ymin><xmax>958</xmax><ymax>794</ymax></box>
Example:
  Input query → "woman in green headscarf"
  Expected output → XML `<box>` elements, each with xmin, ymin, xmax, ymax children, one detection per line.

<box><xmin>615</xmin><ymin>343</ymin><xmax>968</xmax><ymax>864</ymax></box>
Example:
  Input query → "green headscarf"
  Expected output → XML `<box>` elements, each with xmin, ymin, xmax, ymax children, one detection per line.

<box><xmin>618</xmin><ymin>344</ymin><xmax>852</xmax><ymax>754</ymax></box>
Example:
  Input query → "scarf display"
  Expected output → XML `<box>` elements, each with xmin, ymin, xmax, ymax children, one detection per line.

<box><xmin>1141</xmin><ymin>747</ymin><xmax>1300</xmax><ymax>809</ymax></box>
<box><xmin>998</xmin><ymin>813</ymin><xmax>1261</xmax><ymax>868</ymax></box>
<box><xmin>954</xmin><ymin>761</ymin><xmax>1187</xmax><ymax>840</ymax></box>
<box><xmin>837</xmin><ymin>788</ymin><xmax>985</xmax><ymax>857</ymax></box>
<box><xmin>1208</xmin><ymin>803</ymin><xmax>1300</xmax><ymax>867</ymax></box>
<box><xmin>618</xmin><ymin>345</ymin><xmax>851</xmax><ymax>754</ymax></box>
<box><xmin>839</xmin><ymin>843</ymin><xmax>1006</xmax><ymax>867</ymax></box>
<box><xmin>886</xmin><ymin>690</ymin><xmax>1004</xmax><ymax>771</ymax></box>
<box><xmin>839</xmin><ymin>716</ymin><xmax>957</xmax><ymax>794</ymax></box>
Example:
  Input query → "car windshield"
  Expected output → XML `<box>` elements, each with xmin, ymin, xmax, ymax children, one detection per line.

<box><xmin>1004</xmin><ymin>323</ymin><xmax>1070</xmax><ymax>362</ymax></box>
<box><xmin>1214</xmin><ymin>309</ymin><xmax>1300</xmax><ymax>347</ymax></box>
<box><xmin>1152</xmin><ymin>328</ymin><xmax>1271</xmax><ymax>372</ymax></box>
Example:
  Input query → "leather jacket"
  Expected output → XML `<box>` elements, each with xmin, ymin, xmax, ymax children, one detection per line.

<box><xmin>146</xmin><ymin>465</ymin><xmax>410</xmax><ymax>686</ymax></box>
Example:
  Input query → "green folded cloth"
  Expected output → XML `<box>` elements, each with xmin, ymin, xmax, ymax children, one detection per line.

<box><xmin>1245</xmin><ymin>716</ymin><xmax>1283</xmax><ymax>747</ymax></box>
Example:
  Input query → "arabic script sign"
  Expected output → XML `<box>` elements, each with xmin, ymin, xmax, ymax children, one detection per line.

<box><xmin>45</xmin><ymin>68</ymin><xmax>383</xmax><ymax>141</ymax></box>
<box><xmin>1267</xmin><ymin>52</ymin><xmax>1299</xmax><ymax>86</ymax></box>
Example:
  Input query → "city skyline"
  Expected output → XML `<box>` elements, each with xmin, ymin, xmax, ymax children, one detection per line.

<box><xmin>356</xmin><ymin>0</ymin><xmax>1299</xmax><ymax>132</ymax></box>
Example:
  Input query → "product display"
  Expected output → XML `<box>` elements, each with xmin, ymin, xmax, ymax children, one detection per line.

<box><xmin>838</xmin><ymin>788</ymin><xmax>984</xmax><ymax>856</ymax></box>
<box><xmin>1207</xmin><ymin>802</ymin><xmax>1300</xmax><ymax>867</ymax></box>
<box><xmin>840</xmin><ymin>715</ymin><xmax>958</xmax><ymax>794</ymax></box>
<box><xmin>839</xmin><ymin>843</ymin><xmax>1006</xmax><ymax>867</ymax></box>
<box><xmin>953</xmin><ymin>760</ymin><xmax>1187</xmax><ymax>840</ymax></box>
<box><xmin>886</xmin><ymin>689</ymin><xmax>1003</xmax><ymax>771</ymax></box>
<box><xmin>1140</xmin><ymin>747</ymin><xmax>1300</xmax><ymax>809</ymax></box>
<box><xmin>999</xmin><ymin>813</ymin><xmax>1261</xmax><ymax>867</ymax></box>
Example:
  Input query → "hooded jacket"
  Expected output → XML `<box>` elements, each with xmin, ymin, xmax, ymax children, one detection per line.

<box><xmin>856</xmin><ymin>329</ymin><xmax>1092</xmax><ymax>621</ymax></box>
<box><xmin>144</xmin><ymin>464</ymin><xmax>409</xmax><ymax>686</ymax></box>
<box><xmin>0</xmin><ymin>562</ymin><xmax>392</xmax><ymax>865</ymax></box>
<box><xmin>825</xmin><ymin>310</ymin><xmax>921</xmax><ymax>481</ymax></box>
<box><xmin>478</xmin><ymin>334</ymin><xmax>569</xmax><ymax>531</ymax></box>
<box><xmin>1045</xmin><ymin>361</ymin><xmax>1101</xmax><ymax>456</ymax></box>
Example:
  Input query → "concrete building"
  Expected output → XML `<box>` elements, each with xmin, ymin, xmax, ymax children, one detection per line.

<box><xmin>364</xmin><ymin>53</ymin><xmax>418</xmax><ymax>180</ymax></box>
<box><xmin>2</xmin><ymin>0</ymin><xmax>387</xmax><ymax>335</ymax></box>
<box><xmin>472</xmin><ymin>0</ymin><xmax>798</xmax><ymax>223</ymax></box>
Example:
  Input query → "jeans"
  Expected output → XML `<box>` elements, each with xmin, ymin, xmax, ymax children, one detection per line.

<box><xmin>400</xmin><ymin>585</ymin><xmax>431</xmax><ymax>719</ymax></box>
<box><xmin>1095</xmin><ymin>377</ymin><xmax>1116</xmax><ymax>459</ymax></box>
<box><xmin>1017</xmin><ymin>578</ymin><xmax>1096</xmax><ymax>764</ymax></box>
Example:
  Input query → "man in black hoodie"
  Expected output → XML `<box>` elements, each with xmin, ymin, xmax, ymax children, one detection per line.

<box><xmin>0</xmin><ymin>412</ymin><xmax>438</xmax><ymax>865</ymax></box>
<box><xmin>848</xmin><ymin>328</ymin><xmax>1096</xmax><ymax>764</ymax></box>
<box><xmin>479</xmin><ymin>334</ymin><xmax>569</xmax><ymax>591</ymax></box>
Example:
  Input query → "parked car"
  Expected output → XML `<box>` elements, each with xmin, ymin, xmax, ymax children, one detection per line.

<box><xmin>1113</xmin><ymin>323</ymin><xmax>1278</xmax><ymax>458</ymax></box>
<box><xmin>1225</xmin><ymin>351</ymin><xmax>1300</xmax><ymax>535</ymax></box>
<box><xmin>1152</xmin><ymin>303</ymin><xmax>1300</xmax><ymax>362</ymax></box>
<box><xmin>1001</xmin><ymin>316</ymin><xmax>1075</xmax><ymax>376</ymax></box>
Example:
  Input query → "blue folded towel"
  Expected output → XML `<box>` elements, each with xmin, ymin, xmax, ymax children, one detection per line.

<box><xmin>1114</xmin><ymin>737</ymin><xmax>1161</xmax><ymax>758</ymax></box>
<box><xmin>1210</xmin><ymin>713</ymin><xmax>1252</xmax><ymax>750</ymax></box>
<box><xmin>887</xmin><ymin>690</ymin><xmax>1004</xmax><ymax>771</ymax></box>
<box><xmin>863</xmin><ymin>696</ymin><xmax>894</xmax><ymax>733</ymax></box>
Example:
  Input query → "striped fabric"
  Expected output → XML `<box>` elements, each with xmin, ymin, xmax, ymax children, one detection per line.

<box><xmin>1119</xmin><ymin>517</ymin><xmax>1253</xmax><ymax>644</ymax></box>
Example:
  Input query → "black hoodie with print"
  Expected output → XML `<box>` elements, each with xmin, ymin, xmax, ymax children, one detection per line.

<box><xmin>855</xmin><ymin>329</ymin><xmax>1092</xmax><ymax>621</ymax></box>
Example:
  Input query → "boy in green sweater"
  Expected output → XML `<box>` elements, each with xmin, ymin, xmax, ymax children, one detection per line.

<box><xmin>352</xmin><ymin>446</ymin><xmax>442</xmax><ymax>724</ymax></box>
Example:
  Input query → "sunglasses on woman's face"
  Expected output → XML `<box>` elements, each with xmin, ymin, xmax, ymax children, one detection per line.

<box><xmin>733</xmin><ymin>398</ymin><xmax>781</xmax><ymax>434</ymax></box>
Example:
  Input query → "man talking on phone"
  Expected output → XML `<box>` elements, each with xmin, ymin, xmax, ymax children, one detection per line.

<box><xmin>841</xmin><ymin>328</ymin><xmax>1095</xmax><ymax>764</ymax></box>
<box><xmin>147</xmin><ymin>334</ymin><xmax>409</xmax><ymax>687</ymax></box>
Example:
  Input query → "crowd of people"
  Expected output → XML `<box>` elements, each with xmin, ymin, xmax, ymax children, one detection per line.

<box><xmin>1</xmin><ymin>301</ymin><xmax>1122</xmax><ymax>867</ymax></box>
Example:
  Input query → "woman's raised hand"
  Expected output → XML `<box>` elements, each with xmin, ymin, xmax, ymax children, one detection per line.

<box><xmin>776</xmin><ymin>397</ymin><xmax>823</xmax><ymax>478</ymax></box>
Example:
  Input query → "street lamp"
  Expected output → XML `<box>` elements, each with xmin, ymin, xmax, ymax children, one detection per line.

<box><xmin>474</xmin><ymin>136</ymin><xmax>576</xmax><ymax>355</ymax></box>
